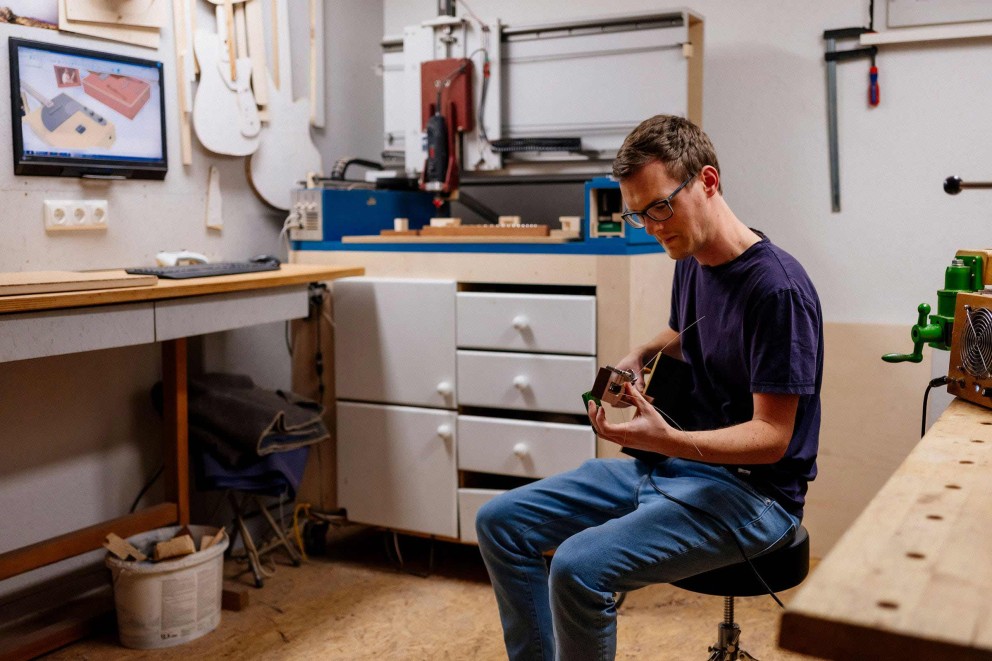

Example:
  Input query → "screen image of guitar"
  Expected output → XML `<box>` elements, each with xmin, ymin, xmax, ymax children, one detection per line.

<box><xmin>20</xmin><ymin>80</ymin><xmax>115</xmax><ymax>150</ymax></box>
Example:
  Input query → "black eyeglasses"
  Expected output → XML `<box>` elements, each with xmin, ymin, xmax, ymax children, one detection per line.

<box><xmin>620</xmin><ymin>173</ymin><xmax>696</xmax><ymax>229</ymax></box>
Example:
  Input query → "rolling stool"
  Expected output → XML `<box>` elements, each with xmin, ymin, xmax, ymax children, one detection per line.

<box><xmin>670</xmin><ymin>526</ymin><xmax>810</xmax><ymax>661</ymax></box>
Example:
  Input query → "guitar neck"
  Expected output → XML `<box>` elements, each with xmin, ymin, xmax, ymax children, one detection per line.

<box><xmin>274</xmin><ymin>0</ymin><xmax>292</xmax><ymax>92</ymax></box>
<box><xmin>20</xmin><ymin>81</ymin><xmax>52</xmax><ymax>108</ymax></box>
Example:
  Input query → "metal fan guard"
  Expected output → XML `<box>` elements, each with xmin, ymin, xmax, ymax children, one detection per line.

<box><xmin>962</xmin><ymin>306</ymin><xmax>992</xmax><ymax>378</ymax></box>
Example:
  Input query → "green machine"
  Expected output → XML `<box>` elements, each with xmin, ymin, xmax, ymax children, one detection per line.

<box><xmin>882</xmin><ymin>254</ymin><xmax>985</xmax><ymax>363</ymax></box>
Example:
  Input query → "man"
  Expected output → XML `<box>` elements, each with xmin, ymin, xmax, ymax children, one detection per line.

<box><xmin>475</xmin><ymin>114</ymin><xmax>823</xmax><ymax>661</ymax></box>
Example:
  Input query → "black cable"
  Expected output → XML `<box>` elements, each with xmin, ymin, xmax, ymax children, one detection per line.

<box><xmin>130</xmin><ymin>464</ymin><xmax>164</xmax><ymax>513</ymax></box>
<box><xmin>645</xmin><ymin>466</ymin><xmax>785</xmax><ymax>608</ymax></box>
<box><xmin>922</xmin><ymin>376</ymin><xmax>949</xmax><ymax>438</ymax></box>
<box><xmin>868</xmin><ymin>0</ymin><xmax>875</xmax><ymax>31</ymax></box>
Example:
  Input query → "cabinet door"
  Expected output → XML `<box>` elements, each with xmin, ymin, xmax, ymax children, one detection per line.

<box><xmin>337</xmin><ymin>401</ymin><xmax>457</xmax><ymax>538</ymax></box>
<box><xmin>333</xmin><ymin>277</ymin><xmax>456</xmax><ymax>408</ymax></box>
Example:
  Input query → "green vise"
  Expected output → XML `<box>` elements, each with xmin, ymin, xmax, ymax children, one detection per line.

<box><xmin>882</xmin><ymin>255</ymin><xmax>984</xmax><ymax>363</ymax></box>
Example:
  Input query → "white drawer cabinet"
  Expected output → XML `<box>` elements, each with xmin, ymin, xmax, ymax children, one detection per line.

<box><xmin>456</xmin><ymin>292</ymin><xmax>596</xmax><ymax>354</ymax></box>
<box><xmin>458</xmin><ymin>416</ymin><xmax>594</xmax><ymax>478</ymax></box>
<box><xmin>333</xmin><ymin>276</ymin><xmax>597</xmax><ymax>542</ymax></box>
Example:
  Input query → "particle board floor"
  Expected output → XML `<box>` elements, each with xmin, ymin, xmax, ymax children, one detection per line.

<box><xmin>44</xmin><ymin>527</ymin><xmax>819</xmax><ymax>660</ymax></box>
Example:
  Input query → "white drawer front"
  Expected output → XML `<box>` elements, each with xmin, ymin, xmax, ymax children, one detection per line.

<box><xmin>458</xmin><ymin>415</ymin><xmax>594</xmax><ymax>478</ymax></box>
<box><xmin>457</xmin><ymin>292</ymin><xmax>595</xmax><ymax>355</ymax></box>
<box><xmin>457</xmin><ymin>350</ymin><xmax>595</xmax><ymax>415</ymax></box>
<box><xmin>337</xmin><ymin>401</ymin><xmax>458</xmax><ymax>538</ymax></box>
<box><xmin>458</xmin><ymin>488</ymin><xmax>505</xmax><ymax>544</ymax></box>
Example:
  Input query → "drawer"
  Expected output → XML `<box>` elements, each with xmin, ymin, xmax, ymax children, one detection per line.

<box><xmin>458</xmin><ymin>415</ymin><xmax>594</xmax><ymax>478</ymax></box>
<box><xmin>458</xmin><ymin>488</ymin><xmax>505</xmax><ymax>544</ymax></box>
<box><xmin>457</xmin><ymin>350</ymin><xmax>595</xmax><ymax>415</ymax></box>
<box><xmin>155</xmin><ymin>286</ymin><xmax>308</xmax><ymax>341</ymax></box>
<box><xmin>457</xmin><ymin>292</ymin><xmax>596</xmax><ymax>355</ymax></box>
<box><xmin>0</xmin><ymin>303</ymin><xmax>154</xmax><ymax>363</ymax></box>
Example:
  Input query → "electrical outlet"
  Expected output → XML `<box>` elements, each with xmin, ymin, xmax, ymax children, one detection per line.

<box><xmin>44</xmin><ymin>199</ymin><xmax>108</xmax><ymax>231</ymax></box>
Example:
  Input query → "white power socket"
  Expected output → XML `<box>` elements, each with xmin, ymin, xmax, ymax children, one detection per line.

<box><xmin>44</xmin><ymin>199</ymin><xmax>108</xmax><ymax>232</ymax></box>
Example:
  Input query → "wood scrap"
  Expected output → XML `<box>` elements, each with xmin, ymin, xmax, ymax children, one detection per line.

<box><xmin>222</xmin><ymin>588</ymin><xmax>250</xmax><ymax>611</ymax></box>
<box><xmin>103</xmin><ymin>533</ymin><xmax>147</xmax><ymax>562</ymax></box>
<box><xmin>201</xmin><ymin>528</ymin><xmax>226</xmax><ymax>551</ymax></box>
<box><xmin>152</xmin><ymin>534</ymin><xmax>196</xmax><ymax>561</ymax></box>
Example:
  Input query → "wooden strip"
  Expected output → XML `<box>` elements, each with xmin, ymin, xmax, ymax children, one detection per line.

<box><xmin>172</xmin><ymin>0</ymin><xmax>193</xmax><ymax>164</ymax></box>
<box><xmin>0</xmin><ymin>503</ymin><xmax>177</xmax><ymax>581</ymax></box>
<box><xmin>309</xmin><ymin>0</ymin><xmax>325</xmax><ymax>128</ymax></box>
<box><xmin>419</xmin><ymin>225</ymin><xmax>550</xmax><ymax>237</ymax></box>
<box><xmin>244</xmin><ymin>0</ymin><xmax>269</xmax><ymax>106</ymax></box>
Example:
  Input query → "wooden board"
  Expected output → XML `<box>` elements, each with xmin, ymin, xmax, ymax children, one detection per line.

<box><xmin>64</xmin><ymin>0</ymin><xmax>167</xmax><ymax>29</ymax></box>
<box><xmin>419</xmin><ymin>224</ymin><xmax>550</xmax><ymax>237</ymax></box>
<box><xmin>57</xmin><ymin>0</ymin><xmax>160</xmax><ymax>49</ymax></box>
<box><xmin>780</xmin><ymin>397</ymin><xmax>992</xmax><ymax>659</ymax></box>
<box><xmin>0</xmin><ymin>270</ymin><xmax>156</xmax><ymax>297</ymax></box>
<box><xmin>0</xmin><ymin>264</ymin><xmax>363</xmax><ymax>314</ymax></box>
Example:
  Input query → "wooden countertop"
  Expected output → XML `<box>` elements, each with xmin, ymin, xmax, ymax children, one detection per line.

<box><xmin>0</xmin><ymin>263</ymin><xmax>363</xmax><ymax>314</ymax></box>
<box><xmin>779</xmin><ymin>397</ymin><xmax>992</xmax><ymax>660</ymax></box>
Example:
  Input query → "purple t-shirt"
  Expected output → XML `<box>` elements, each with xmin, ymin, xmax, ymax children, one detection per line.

<box><xmin>667</xmin><ymin>231</ymin><xmax>823</xmax><ymax>518</ymax></box>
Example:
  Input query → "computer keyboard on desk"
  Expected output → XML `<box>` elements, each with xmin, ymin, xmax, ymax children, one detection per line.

<box><xmin>125</xmin><ymin>261</ymin><xmax>281</xmax><ymax>279</ymax></box>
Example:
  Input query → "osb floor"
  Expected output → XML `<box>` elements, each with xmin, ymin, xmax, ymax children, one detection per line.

<box><xmin>45</xmin><ymin>527</ymin><xmax>820</xmax><ymax>660</ymax></box>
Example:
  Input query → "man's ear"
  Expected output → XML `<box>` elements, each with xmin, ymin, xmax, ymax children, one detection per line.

<box><xmin>699</xmin><ymin>165</ymin><xmax>720</xmax><ymax>196</ymax></box>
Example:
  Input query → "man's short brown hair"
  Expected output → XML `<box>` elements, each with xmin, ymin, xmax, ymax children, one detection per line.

<box><xmin>612</xmin><ymin>115</ymin><xmax>721</xmax><ymax>192</ymax></box>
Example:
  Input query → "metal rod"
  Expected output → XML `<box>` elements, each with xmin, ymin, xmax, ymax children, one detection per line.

<box><xmin>825</xmin><ymin>37</ymin><xmax>841</xmax><ymax>213</ymax></box>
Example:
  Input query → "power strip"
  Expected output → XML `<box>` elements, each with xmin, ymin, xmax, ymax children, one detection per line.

<box><xmin>288</xmin><ymin>189</ymin><xmax>322</xmax><ymax>241</ymax></box>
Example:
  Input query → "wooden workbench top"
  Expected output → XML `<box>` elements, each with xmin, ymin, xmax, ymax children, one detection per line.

<box><xmin>779</xmin><ymin>397</ymin><xmax>992</xmax><ymax>660</ymax></box>
<box><xmin>0</xmin><ymin>263</ymin><xmax>363</xmax><ymax>314</ymax></box>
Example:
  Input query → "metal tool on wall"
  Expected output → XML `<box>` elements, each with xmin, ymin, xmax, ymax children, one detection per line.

<box><xmin>823</xmin><ymin>27</ymin><xmax>877</xmax><ymax>213</ymax></box>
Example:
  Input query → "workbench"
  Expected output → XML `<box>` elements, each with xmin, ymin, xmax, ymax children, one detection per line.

<box><xmin>0</xmin><ymin>263</ymin><xmax>362</xmax><ymax>659</ymax></box>
<box><xmin>779</xmin><ymin>397</ymin><xmax>992</xmax><ymax>660</ymax></box>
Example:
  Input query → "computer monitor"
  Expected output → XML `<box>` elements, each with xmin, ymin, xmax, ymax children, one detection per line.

<box><xmin>8</xmin><ymin>37</ymin><xmax>168</xmax><ymax>180</ymax></box>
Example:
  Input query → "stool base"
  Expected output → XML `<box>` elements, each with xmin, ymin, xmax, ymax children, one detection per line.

<box><xmin>706</xmin><ymin>597</ymin><xmax>759</xmax><ymax>661</ymax></box>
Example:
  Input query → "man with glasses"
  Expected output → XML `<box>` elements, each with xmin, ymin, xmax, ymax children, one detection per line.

<box><xmin>476</xmin><ymin>114</ymin><xmax>823</xmax><ymax>661</ymax></box>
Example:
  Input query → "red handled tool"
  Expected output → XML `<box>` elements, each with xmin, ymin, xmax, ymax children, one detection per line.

<box><xmin>868</xmin><ymin>54</ymin><xmax>880</xmax><ymax>107</ymax></box>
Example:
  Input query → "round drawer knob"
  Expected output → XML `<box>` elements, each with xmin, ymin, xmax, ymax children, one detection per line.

<box><xmin>513</xmin><ymin>375</ymin><xmax>530</xmax><ymax>390</ymax></box>
<box><xmin>436</xmin><ymin>381</ymin><xmax>454</xmax><ymax>396</ymax></box>
<box><xmin>437</xmin><ymin>424</ymin><xmax>453</xmax><ymax>439</ymax></box>
<box><xmin>512</xmin><ymin>442</ymin><xmax>529</xmax><ymax>458</ymax></box>
<box><xmin>512</xmin><ymin>315</ymin><xmax>530</xmax><ymax>331</ymax></box>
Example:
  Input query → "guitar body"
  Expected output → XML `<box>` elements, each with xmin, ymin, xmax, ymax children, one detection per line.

<box><xmin>247</xmin><ymin>71</ymin><xmax>321</xmax><ymax>210</ymax></box>
<box><xmin>24</xmin><ymin>93</ymin><xmax>116</xmax><ymax>149</ymax></box>
<box><xmin>192</xmin><ymin>29</ymin><xmax>259</xmax><ymax>156</ymax></box>
<box><xmin>245</xmin><ymin>0</ymin><xmax>321</xmax><ymax>211</ymax></box>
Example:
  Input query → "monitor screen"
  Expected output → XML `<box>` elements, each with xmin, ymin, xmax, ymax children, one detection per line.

<box><xmin>8</xmin><ymin>37</ymin><xmax>168</xmax><ymax>180</ymax></box>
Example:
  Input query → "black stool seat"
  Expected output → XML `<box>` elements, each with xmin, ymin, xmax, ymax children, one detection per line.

<box><xmin>672</xmin><ymin>526</ymin><xmax>809</xmax><ymax>597</ymax></box>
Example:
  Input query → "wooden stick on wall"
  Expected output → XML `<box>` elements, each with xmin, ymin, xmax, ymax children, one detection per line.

<box><xmin>309</xmin><ymin>0</ymin><xmax>325</xmax><ymax>128</ymax></box>
<box><xmin>172</xmin><ymin>0</ymin><xmax>193</xmax><ymax>164</ymax></box>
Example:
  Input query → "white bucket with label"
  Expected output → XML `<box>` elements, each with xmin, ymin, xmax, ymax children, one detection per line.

<box><xmin>105</xmin><ymin>524</ymin><xmax>229</xmax><ymax>649</ymax></box>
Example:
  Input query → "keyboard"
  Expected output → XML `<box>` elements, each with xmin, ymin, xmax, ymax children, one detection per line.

<box><xmin>125</xmin><ymin>261</ymin><xmax>281</xmax><ymax>279</ymax></box>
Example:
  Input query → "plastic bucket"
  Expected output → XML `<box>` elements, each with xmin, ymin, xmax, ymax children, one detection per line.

<box><xmin>105</xmin><ymin>524</ymin><xmax>229</xmax><ymax>649</ymax></box>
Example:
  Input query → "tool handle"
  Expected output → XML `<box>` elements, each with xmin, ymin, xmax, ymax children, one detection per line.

<box><xmin>868</xmin><ymin>66</ymin><xmax>879</xmax><ymax>107</ymax></box>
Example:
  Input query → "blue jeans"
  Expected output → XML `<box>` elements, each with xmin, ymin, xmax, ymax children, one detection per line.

<box><xmin>475</xmin><ymin>457</ymin><xmax>800</xmax><ymax>661</ymax></box>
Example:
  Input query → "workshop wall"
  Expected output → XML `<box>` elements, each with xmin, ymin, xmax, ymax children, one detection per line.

<box><xmin>0</xmin><ymin>1</ymin><xmax>384</xmax><ymax>602</ymax></box>
<box><xmin>386</xmin><ymin>0</ymin><xmax>987</xmax><ymax>555</ymax></box>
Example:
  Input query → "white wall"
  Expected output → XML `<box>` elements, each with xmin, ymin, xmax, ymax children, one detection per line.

<box><xmin>0</xmin><ymin>0</ymin><xmax>383</xmax><ymax>604</ymax></box>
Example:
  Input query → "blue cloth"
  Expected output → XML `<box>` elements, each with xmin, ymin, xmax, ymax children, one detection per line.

<box><xmin>198</xmin><ymin>444</ymin><xmax>310</xmax><ymax>500</ymax></box>
<box><xmin>666</xmin><ymin>231</ymin><xmax>823</xmax><ymax>517</ymax></box>
<box><xmin>476</xmin><ymin>457</ymin><xmax>799</xmax><ymax>661</ymax></box>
